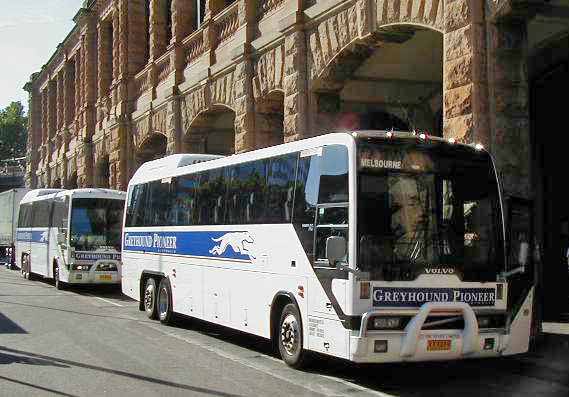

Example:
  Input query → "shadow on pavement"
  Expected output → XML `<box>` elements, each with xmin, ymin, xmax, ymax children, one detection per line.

<box><xmin>0</xmin><ymin>312</ymin><xmax>27</xmax><ymax>334</ymax></box>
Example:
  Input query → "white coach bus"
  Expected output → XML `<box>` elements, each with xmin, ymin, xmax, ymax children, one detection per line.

<box><xmin>121</xmin><ymin>131</ymin><xmax>534</xmax><ymax>368</ymax></box>
<box><xmin>16</xmin><ymin>188</ymin><xmax>126</xmax><ymax>289</ymax></box>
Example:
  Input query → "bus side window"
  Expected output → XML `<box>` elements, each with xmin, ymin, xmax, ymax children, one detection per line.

<box><xmin>266</xmin><ymin>154</ymin><xmax>297</xmax><ymax>223</ymax></box>
<box><xmin>50</xmin><ymin>197</ymin><xmax>69</xmax><ymax>230</ymax></box>
<box><xmin>126</xmin><ymin>184</ymin><xmax>148</xmax><ymax>227</ymax></box>
<box><xmin>170</xmin><ymin>175</ymin><xmax>198</xmax><ymax>226</ymax></box>
<box><xmin>196</xmin><ymin>168</ymin><xmax>226</xmax><ymax>225</ymax></box>
<box><xmin>145</xmin><ymin>180</ymin><xmax>173</xmax><ymax>226</ymax></box>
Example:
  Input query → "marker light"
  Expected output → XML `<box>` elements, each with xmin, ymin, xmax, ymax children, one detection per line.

<box><xmin>475</xmin><ymin>143</ymin><xmax>484</xmax><ymax>151</ymax></box>
<box><xmin>448</xmin><ymin>137</ymin><xmax>456</xmax><ymax>144</ymax></box>
<box><xmin>386</xmin><ymin>131</ymin><xmax>393</xmax><ymax>138</ymax></box>
<box><xmin>412</xmin><ymin>130</ymin><xmax>417</xmax><ymax>136</ymax></box>
<box><xmin>419</xmin><ymin>133</ymin><xmax>427</xmax><ymax>140</ymax></box>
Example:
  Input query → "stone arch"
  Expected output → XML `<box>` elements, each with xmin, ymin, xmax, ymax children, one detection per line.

<box><xmin>308</xmin><ymin>23</ymin><xmax>443</xmax><ymax>136</ymax></box>
<box><xmin>136</xmin><ymin>133</ymin><xmax>168</xmax><ymax>167</ymax></box>
<box><xmin>95</xmin><ymin>155</ymin><xmax>111</xmax><ymax>188</ymax></box>
<box><xmin>183</xmin><ymin>105</ymin><xmax>236</xmax><ymax>155</ymax></box>
<box><xmin>255</xmin><ymin>90</ymin><xmax>285</xmax><ymax>149</ymax></box>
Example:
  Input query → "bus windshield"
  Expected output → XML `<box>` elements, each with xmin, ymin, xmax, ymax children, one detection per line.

<box><xmin>70</xmin><ymin>198</ymin><xmax>124</xmax><ymax>251</ymax></box>
<box><xmin>357</xmin><ymin>141</ymin><xmax>504</xmax><ymax>282</ymax></box>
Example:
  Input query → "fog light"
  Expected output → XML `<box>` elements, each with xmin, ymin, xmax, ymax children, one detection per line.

<box><xmin>374</xmin><ymin>340</ymin><xmax>388</xmax><ymax>353</ymax></box>
<box><xmin>484</xmin><ymin>338</ymin><xmax>495</xmax><ymax>350</ymax></box>
<box><xmin>373</xmin><ymin>317</ymin><xmax>401</xmax><ymax>330</ymax></box>
<box><xmin>477</xmin><ymin>317</ymin><xmax>491</xmax><ymax>328</ymax></box>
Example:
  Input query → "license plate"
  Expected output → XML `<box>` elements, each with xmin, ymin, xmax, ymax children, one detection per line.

<box><xmin>427</xmin><ymin>339</ymin><xmax>451</xmax><ymax>351</ymax></box>
<box><xmin>99</xmin><ymin>275</ymin><xmax>112</xmax><ymax>281</ymax></box>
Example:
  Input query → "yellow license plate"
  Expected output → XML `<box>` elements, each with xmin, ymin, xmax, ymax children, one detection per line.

<box><xmin>427</xmin><ymin>339</ymin><xmax>451</xmax><ymax>351</ymax></box>
<box><xmin>99</xmin><ymin>275</ymin><xmax>112</xmax><ymax>281</ymax></box>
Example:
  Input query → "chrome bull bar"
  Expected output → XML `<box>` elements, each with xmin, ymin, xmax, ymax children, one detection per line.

<box><xmin>359</xmin><ymin>302</ymin><xmax>480</xmax><ymax>358</ymax></box>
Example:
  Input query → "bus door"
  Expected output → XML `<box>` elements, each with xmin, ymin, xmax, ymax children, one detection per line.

<box><xmin>49</xmin><ymin>196</ymin><xmax>70</xmax><ymax>276</ymax></box>
<box><xmin>30</xmin><ymin>200</ymin><xmax>51</xmax><ymax>276</ymax></box>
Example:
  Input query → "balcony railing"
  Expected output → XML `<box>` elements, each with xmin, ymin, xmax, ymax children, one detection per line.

<box><xmin>133</xmin><ymin>67</ymin><xmax>151</xmax><ymax>98</ymax></box>
<box><xmin>183</xmin><ymin>29</ymin><xmax>207</xmax><ymax>67</ymax></box>
<box><xmin>213</xmin><ymin>2</ymin><xmax>240</xmax><ymax>47</ymax></box>
<box><xmin>155</xmin><ymin>52</ymin><xmax>172</xmax><ymax>85</ymax></box>
<box><xmin>258</xmin><ymin>0</ymin><xmax>286</xmax><ymax>19</ymax></box>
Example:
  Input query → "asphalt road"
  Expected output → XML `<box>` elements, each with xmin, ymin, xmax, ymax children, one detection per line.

<box><xmin>1</xmin><ymin>267</ymin><xmax>568</xmax><ymax>397</ymax></box>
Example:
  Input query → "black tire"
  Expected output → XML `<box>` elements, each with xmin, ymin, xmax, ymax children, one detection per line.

<box><xmin>54</xmin><ymin>264</ymin><xmax>65</xmax><ymax>290</ymax></box>
<box><xmin>143</xmin><ymin>278</ymin><xmax>158</xmax><ymax>319</ymax></box>
<box><xmin>157</xmin><ymin>278</ymin><xmax>174</xmax><ymax>325</ymax></box>
<box><xmin>277</xmin><ymin>303</ymin><xmax>307</xmax><ymax>369</ymax></box>
<box><xmin>20</xmin><ymin>256</ymin><xmax>27</xmax><ymax>279</ymax></box>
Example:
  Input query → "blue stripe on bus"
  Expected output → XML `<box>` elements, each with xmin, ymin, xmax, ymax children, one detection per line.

<box><xmin>16</xmin><ymin>230</ymin><xmax>49</xmax><ymax>244</ymax></box>
<box><xmin>123</xmin><ymin>231</ymin><xmax>256</xmax><ymax>262</ymax></box>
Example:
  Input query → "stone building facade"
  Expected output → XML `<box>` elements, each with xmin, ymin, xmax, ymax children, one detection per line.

<box><xmin>24</xmin><ymin>1</ymin><xmax>569</xmax><ymax>317</ymax></box>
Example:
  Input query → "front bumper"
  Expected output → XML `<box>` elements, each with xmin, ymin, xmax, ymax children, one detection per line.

<box><xmin>67</xmin><ymin>270</ymin><xmax>120</xmax><ymax>284</ymax></box>
<box><xmin>348</xmin><ymin>302</ymin><xmax>516</xmax><ymax>363</ymax></box>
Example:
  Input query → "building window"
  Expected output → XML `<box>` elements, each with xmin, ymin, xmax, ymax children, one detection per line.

<box><xmin>195</xmin><ymin>0</ymin><xmax>206</xmax><ymax>29</ymax></box>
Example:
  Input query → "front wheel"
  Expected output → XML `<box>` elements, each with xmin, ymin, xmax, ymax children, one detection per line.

<box><xmin>157</xmin><ymin>278</ymin><xmax>174</xmax><ymax>324</ymax></box>
<box><xmin>143</xmin><ymin>278</ymin><xmax>158</xmax><ymax>319</ymax></box>
<box><xmin>20</xmin><ymin>256</ymin><xmax>28</xmax><ymax>279</ymax></box>
<box><xmin>54</xmin><ymin>264</ymin><xmax>65</xmax><ymax>290</ymax></box>
<box><xmin>278</xmin><ymin>303</ymin><xmax>307</xmax><ymax>368</ymax></box>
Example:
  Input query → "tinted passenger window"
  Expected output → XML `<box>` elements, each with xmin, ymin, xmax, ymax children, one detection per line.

<box><xmin>196</xmin><ymin>169</ymin><xmax>226</xmax><ymax>225</ymax></box>
<box><xmin>265</xmin><ymin>154</ymin><xmax>297</xmax><ymax>223</ymax></box>
<box><xmin>126</xmin><ymin>184</ymin><xmax>147</xmax><ymax>227</ymax></box>
<box><xmin>145</xmin><ymin>180</ymin><xmax>172</xmax><ymax>226</ymax></box>
<box><xmin>50</xmin><ymin>197</ymin><xmax>69</xmax><ymax>229</ymax></box>
<box><xmin>32</xmin><ymin>200</ymin><xmax>51</xmax><ymax>228</ymax></box>
<box><xmin>226</xmin><ymin>160</ymin><xmax>268</xmax><ymax>224</ymax></box>
<box><xmin>169</xmin><ymin>175</ymin><xmax>199</xmax><ymax>226</ymax></box>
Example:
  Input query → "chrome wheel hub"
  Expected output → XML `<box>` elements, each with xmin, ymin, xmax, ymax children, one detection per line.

<box><xmin>144</xmin><ymin>286</ymin><xmax>154</xmax><ymax>311</ymax></box>
<box><xmin>281</xmin><ymin>314</ymin><xmax>299</xmax><ymax>356</ymax></box>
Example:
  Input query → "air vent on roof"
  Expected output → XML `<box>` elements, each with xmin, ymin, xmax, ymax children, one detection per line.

<box><xmin>177</xmin><ymin>154</ymin><xmax>224</xmax><ymax>168</ymax></box>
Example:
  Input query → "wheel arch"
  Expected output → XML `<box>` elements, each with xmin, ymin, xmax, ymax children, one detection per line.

<box><xmin>139</xmin><ymin>271</ymin><xmax>165</xmax><ymax>311</ymax></box>
<box><xmin>270</xmin><ymin>291</ymin><xmax>301</xmax><ymax>343</ymax></box>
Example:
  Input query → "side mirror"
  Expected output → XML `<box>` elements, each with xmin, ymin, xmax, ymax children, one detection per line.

<box><xmin>518</xmin><ymin>241</ymin><xmax>529</xmax><ymax>271</ymax></box>
<box><xmin>57</xmin><ymin>230</ymin><xmax>67</xmax><ymax>246</ymax></box>
<box><xmin>326</xmin><ymin>236</ymin><xmax>347</xmax><ymax>266</ymax></box>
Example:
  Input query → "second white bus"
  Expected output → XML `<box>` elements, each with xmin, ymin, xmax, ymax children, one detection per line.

<box><xmin>16</xmin><ymin>188</ymin><xmax>126</xmax><ymax>288</ymax></box>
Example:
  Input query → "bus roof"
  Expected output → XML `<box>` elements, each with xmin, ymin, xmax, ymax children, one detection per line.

<box><xmin>20</xmin><ymin>188</ymin><xmax>126</xmax><ymax>204</ymax></box>
<box><xmin>129</xmin><ymin>132</ymin><xmax>355</xmax><ymax>186</ymax></box>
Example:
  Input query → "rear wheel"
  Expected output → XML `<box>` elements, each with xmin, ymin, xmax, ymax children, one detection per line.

<box><xmin>278</xmin><ymin>303</ymin><xmax>307</xmax><ymax>368</ymax></box>
<box><xmin>157</xmin><ymin>278</ymin><xmax>174</xmax><ymax>324</ymax></box>
<box><xmin>143</xmin><ymin>278</ymin><xmax>158</xmax><ymax>319</ymax></box>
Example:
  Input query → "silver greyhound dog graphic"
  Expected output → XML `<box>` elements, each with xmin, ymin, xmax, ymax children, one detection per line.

<box><xmin>209</xmin><ymin>232</ymin><xmax>256</xmax><ymax>259</ymax></box>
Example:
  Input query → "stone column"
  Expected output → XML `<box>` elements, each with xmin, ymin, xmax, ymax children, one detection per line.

<box><xmin>65</xmin><ymin>61</ymin><xmax>76</xmax><ymax>125</ymax></box>
<box><xmin>109</xmin><ymin>123</ymin><xmax>128</xmax><ymax>190</ymax></box>
<box><xmin>150</xmin><ymin>0</ymin><xmax>168</xmax><ymax>60</ymax></box>
<box><xmin>442</xmin><ymin>0</ymin><xmax>490</xmax><ymax>147</ymax></box>
<box><xmin>487</xmin><ymin>21</ymin><xmax>531</xmax><ymax>198</ymax></box>
<box><xmin>41</xmin><ymin>89</ymin><xmax>48</xmax><ymax>144</ymax></box>
<box><xmin>234</xmin><ymin>60</ymin><xmax>256</xmax><ymax>153</ymax></box>
<box><xmin>84</xmin><ymin>23</ymin><xmax>98</xmax><ymax>141</ymax></box>
<box><xmin>48</xmin><ymin>80</ymin><xmax>57</xmax><ymax>140</ymax></box>
<box><xmin>75</xmin><ymin>50</ymin><xmax>82</xmax><ymax>126</ymax></box>
<box><xmin>172</xmin><ymin>0</ymin><xmax>194</xmax><ymax>40</ymax></box>
<box><xmin>98</xmin><ymin>20</ymin><xmax>113</xmax><ymax>100</ymax></box>
<box><xmin>56</xmin><ymin>74</ymin><xmax>64</xmax><ymax>130</ymax></box>
<box><xmin>283</xmin><ymin>30</ymin><xmax>309</xmax><ymax>142</ymax></box>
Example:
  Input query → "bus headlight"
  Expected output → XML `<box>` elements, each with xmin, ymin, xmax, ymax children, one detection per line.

<box><xmin>97</xmin><ymin>262</ymin><xmax>117</xmax><ymax>271</ymax></box>
<box><xmin>370</xmin><ymin>317</ymin><xmax>402</xmax><ymax>330</ymax></box>
<box><xmin>72</xmin><ymin>264</ymin><xmax>91</xmax><ymax>271</ymax></box>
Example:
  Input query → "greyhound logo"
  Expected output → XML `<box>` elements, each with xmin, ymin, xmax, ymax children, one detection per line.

<box><xmin>39</xmin><ymin>231</ymin><xmax>49</xmax><ymax>243</ymax></box>
<box><xmin>209</xmin><ymin>232</ymin><xmax>256</xmax><ymax>260</ymax></box>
